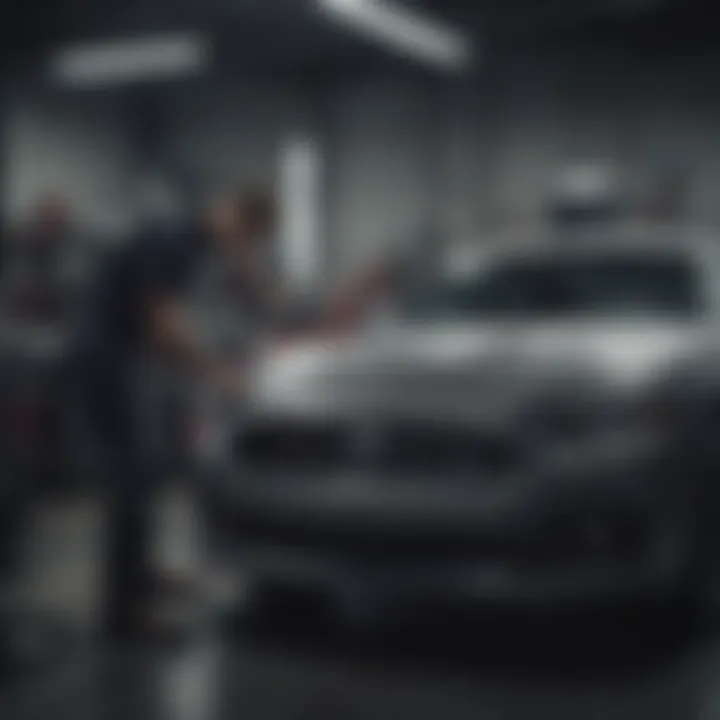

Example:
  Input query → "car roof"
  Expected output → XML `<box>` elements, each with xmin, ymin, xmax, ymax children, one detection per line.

<box><xmin>443</xmin><ymin>224</ymin><xmax>720</xmax><ymax>280</ymax></box>
<box><xmin>502</xmin><ymin>225</ymin><xmax>715</xmax><ymax>260</ymax></box>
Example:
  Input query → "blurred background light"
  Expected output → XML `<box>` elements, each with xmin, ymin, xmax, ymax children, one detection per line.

<box><xmin>314</xmin><ymin>0</ymin><xmax>475</xmax><ymax>72</ymax></box>
<box><xmin>555</xmin><ymin>164</ymin><xmax>618</xmax><ymax>201</ymax></box>
<box><xmin>49</xmin><ymin>32</ymin><xmax>211</xmax><ymax>88</ymax></box>
<box><xmin>278</xmin><ymin>135</ymin><xmax>324</xmax><ymax>294</ymax></box>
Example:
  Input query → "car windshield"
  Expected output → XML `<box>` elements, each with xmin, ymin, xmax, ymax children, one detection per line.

<box><xmin>408</xmin><ymin>251</ymin><xmax>704</xmax><ymax>320</ymax></box>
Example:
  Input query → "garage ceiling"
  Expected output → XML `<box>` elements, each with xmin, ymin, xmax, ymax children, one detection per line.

<box><xmin>4</xmin><ymin>0</ymin><xmax>717</xmax><ymax>80</ymax></box>
<box><xmin>410</xmin><ymin>0</ymin><xmax>715</xmax><ymax>46</ymax></box>
<box><xmin>42</xmin><ymin>0</ymin><xmax>398</xmax><ymax>77</ymax></box>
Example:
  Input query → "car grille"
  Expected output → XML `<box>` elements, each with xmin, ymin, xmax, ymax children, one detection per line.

<box><xmin>238</xmin><ymin>422</ymin><xmax>349</xmax><ymax>472</ymax></box>
<box><xmin>378</xmin><ymin>423</ymin><xmax>519</xmax><ymax>476</ymax></box>
<box><xmin>232</xmin><ymin>511</ymin><xmax>520</xmax><ymax>563</ymax></box>
<box><xmin>237</xmin><ymin>420</ymin><xmax>521</xmax><ymax>478</ymax></box>
<box><xmin>225</xmin><ymin>505</ymin><xmax>646</xmax><ymax>565</ymax></box>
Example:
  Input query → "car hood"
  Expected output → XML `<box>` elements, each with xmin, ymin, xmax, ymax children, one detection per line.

<box><xmin>252</xmin><ymin>321</ymin><xmax>706</xmax><ymax>422</ymax></box>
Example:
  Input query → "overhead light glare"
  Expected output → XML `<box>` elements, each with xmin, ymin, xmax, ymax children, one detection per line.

<box><xmin>316</xmin><ymin>0</ymin><xmax>475</xmax><ymax>72</ymax></box>
<box><xmin>50</xmin><ymin>32</ymin><xmax>210</xmax><ymax>87</ymax></box>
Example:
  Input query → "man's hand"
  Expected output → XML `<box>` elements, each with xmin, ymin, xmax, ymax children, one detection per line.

<box><xmin>208</xmin><ymin>363</ymin><xmax>243</xmax><ymax>397</ymax></box>
<box><xmin>147</xmin><ymin>295</ymin><xmax>256</xmax><ymax>401</ymax></box>
<box><xmin>322</xmin><ymin>259</ymin><xmax>394</xmax><ymax>335</ymax></box>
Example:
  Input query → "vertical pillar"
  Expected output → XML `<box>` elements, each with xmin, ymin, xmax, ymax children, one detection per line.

<box><xmin>0</xmin><ymin>96</ymin><xmax>5</xmax><ymax>279</ymax></box>
<box><xmin>277</xmin><ymin>77</ymin><xmax>333</xmax><ymax>296</ymax></box>
<box><xmin>124</xmin><ymin>87</ymin><xmax>195</xmax><ymax>223</ymax></box>
<box><xmin>410</xmin><ymin>74</ymin><xmax>453</xmax><ymax>290</ymax></box>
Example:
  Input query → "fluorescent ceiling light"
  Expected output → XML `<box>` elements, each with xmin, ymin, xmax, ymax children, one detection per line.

<box><xmin>279</xmin><ymin>136</ymin><xmax>324</xmax><ymax>292</ymax></box>
<box><xmin>316</xmin><ymin>0</ymin><xmax>474</xmax><ymax>72</ymax></box>
<box><xmin>50</xmin><ymin>33</ymin><xmax>210</xmax><ymax>87</ymax></box>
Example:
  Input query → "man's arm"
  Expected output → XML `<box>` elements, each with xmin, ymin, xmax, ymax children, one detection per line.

<box><xmin>147</xmin><ymin>293</ymin><xmax>245</xmax><ymax>395</ymax></box>
<box><xmin>132</xmin><ymin>227</ymin><xmax>243</xmax><ymax>393</ymax></box>
<box><xmin>321</xmin><ymin>260</ymin><xmax>396</xmax><ymax>334</ymax></box>
<box><xmin>147</xmin><ymin>294</ymin><xmax>212</xmax><ymax>373</ymax></box>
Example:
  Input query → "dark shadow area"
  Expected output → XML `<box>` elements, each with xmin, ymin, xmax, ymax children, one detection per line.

<box><xmin>232</xmin><ymin>595</ymin><xmax>709</xmax><ymax>683</ymax></box>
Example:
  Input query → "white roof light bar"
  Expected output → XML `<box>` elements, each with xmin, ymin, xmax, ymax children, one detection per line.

<box><xmin>316</xmin><ymin>0</ymin><xmax>474</xmax><ymax>72</ymax></box>
<box><xmin>50</xmin><ymin>33</ymin><xmax>210</xmax><ymax>87</ymax></box>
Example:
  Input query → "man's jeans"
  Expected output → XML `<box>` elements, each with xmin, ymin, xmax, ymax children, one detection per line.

<box><xmin>77</xmin><ymin>354</ymin><xmax>180</xmax><ymax>630</ymax></box>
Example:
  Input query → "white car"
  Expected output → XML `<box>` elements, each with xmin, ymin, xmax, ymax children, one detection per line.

<box><xmin>210</xmin><ymin>234</ymin><xmax>720</xmax><ymax>624</ymax></box>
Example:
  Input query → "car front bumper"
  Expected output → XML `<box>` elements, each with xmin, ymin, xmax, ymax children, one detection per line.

<box><xmin>205</xmin><ymin>430</ymin><xmax>697</xmax><ymax>614</ymax></box>
<box><xmin>231</xmin><ymin>536</ymin><xmax>688</xmax><ymax>615</ymax></box>
<box><xmin>207</xmin><ymin>489</ymin><xmax>692</xmax><ymax>616</ymax></box>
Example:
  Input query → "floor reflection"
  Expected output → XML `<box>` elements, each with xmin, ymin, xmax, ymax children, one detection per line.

<box><xmin>2</xmin><ymin>497</ymin><xmax>720</xmax><ymax>720</ymax></box>
<box><xmin>1</xmin><ymin>605</ymin><xmax>717</xmax><ymax>720</ymax></box>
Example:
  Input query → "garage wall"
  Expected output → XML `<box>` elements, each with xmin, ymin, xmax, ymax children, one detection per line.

<box><xmin>324</xmin><ymin>78</ymin><xmax>439</xmax><ymax>280</ymax></box>
<box><xmin>151</xmin><ymin>77</ymin><xmax>442</xmax><ymax>286</ymax></box>
<box><xmin>4</xmin><ymin>90</ymin><xmax>135</xmax><ymax>235</ymax></box>
<box><xmin>450</xmin><ymin>51</ymin><xmax>720</xmax><ymax>230</ymax></box>
<box><xmin>3</xmin><ymin>78</ymin><xmax>320</xmax><ymax>242</ymax></box>
<box><xmin>7</xmin><ymin>51</ymin><xmax>719</xmax><ymax>279</ymax></box>
<box><xmin>158</xmin><ymin>79</ymin><xmax>330</xmax><ymax>287</ymax></box>
<box><xmin>159</xmin><ymin>80</ymin><xmax>316</xmax><ymax>197</ymax></box>
<box><xmin>325</xmin><ymin>49</ymin><xmax>720</xmax><ymax>275</ymax></box>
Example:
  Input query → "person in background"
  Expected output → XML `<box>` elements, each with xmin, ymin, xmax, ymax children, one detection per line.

<box><xmin>74</xmin><ymin>187</ymin><xmax>276</xmax><ymax>643</ymax></box>
<box><xmin>0</xmin><ymin>195</ymin><xmax>98</xmax><ymax>496</ymax></box>
<box><xmin>3</xmin><ymin>195</ymin><xmax>72</xmax><ymax>323</ymax></box>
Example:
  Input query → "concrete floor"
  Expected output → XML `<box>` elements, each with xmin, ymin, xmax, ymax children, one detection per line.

<box><xmin>3</xmin><ymin>494</ymin><xmax>720</xmax><ymax>720</ymax></box>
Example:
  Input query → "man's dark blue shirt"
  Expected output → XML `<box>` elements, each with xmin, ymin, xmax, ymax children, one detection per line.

<box><xmin>74</xmin><ymin>220</ymin><xmax>206</xmax><ymax>436</ymax></box>
<box><xmin>78</xmin><ymin>220</ymin><xmax>205</xmax><ymax>367</ymax></box>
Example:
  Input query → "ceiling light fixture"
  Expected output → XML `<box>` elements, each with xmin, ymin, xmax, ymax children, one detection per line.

<box><xmin>50</xmin><ymin>32</ymin><xmax>211</xmax><ymax>87</ymax></box>
<box><xmin>315</xmin><ymin>0</ymin><xmax>474</xmax><ymax>72</ymax></box>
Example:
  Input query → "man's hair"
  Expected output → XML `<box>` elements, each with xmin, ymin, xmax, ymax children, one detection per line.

<box><xmin>236</xmin><ymin>187</ymin><xmax>275</xmax><ymax>235</ymax></box>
